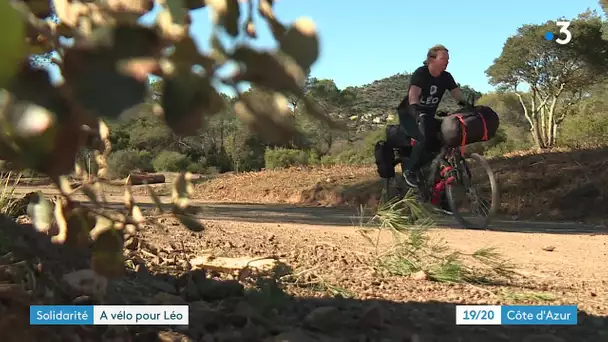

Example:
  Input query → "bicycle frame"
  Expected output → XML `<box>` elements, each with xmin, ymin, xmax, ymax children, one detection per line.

<box><xmin>406</xmin><ymin>144</ymin><xmax>472</xmax><ymax>203</ymax></box>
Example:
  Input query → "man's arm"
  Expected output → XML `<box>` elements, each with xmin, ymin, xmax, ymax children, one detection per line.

<box><xmin>408</xmin><ymin>86</ymin><xmax>422</xmax><ymax>105</ymax></box>
<box><xmin>408</xmin><ymin>68</ymin><xmax>425</xmax><ymax>106</ymax></box>
<box><xmin>450</xmin><ymin>87</ymin><xmax>464</xmax><ymax>103</ymax></box>
<box><xmin>446</xmin><ymin>73</ymin><xmax>467</xmax><ymax>106</ymax></box>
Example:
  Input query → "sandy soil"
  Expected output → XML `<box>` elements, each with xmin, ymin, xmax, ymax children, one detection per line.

<box><xmin>2</xmin><ymin>147</ymin><xmax>608</xmax><ymax>341</ymax></box>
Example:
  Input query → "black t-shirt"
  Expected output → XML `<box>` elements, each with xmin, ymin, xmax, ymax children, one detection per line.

<box><xmin>397</xmin><ymin>65</ymin><xmax>458</xmax><ymax>115</ymax></box>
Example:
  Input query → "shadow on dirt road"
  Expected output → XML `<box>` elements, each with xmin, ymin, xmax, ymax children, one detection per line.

<box><xmin>77</xmin><ymin>199</ymin><xmax>607</xmax><ymax>235</ymax></box>
<box><xmin>10</xmin><ymin>188</ymin><xmax>607</xmax><ymax>234</ymax></box>
<box><xmin>2</xmin><ymin>219</ymin><xmax>606</xmax><ymax>342</ymax></box>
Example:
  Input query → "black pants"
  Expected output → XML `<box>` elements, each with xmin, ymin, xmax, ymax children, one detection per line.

<box><xmin>397</xmin><ymin>105</ymin><xmax>442</xmax><ymax>172</ymax></box>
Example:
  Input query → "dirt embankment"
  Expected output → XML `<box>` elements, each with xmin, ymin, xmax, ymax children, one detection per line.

<box><xmin>189</xmin><ymin>147</ymin><xmax>608</xmax><ymax>224</ymax></box>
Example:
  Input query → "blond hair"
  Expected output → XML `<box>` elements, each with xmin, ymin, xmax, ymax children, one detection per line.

<box><xmin>423</xmin><ymin>44</ymin><xmax>449</xmax><ymax>65</ymax></box>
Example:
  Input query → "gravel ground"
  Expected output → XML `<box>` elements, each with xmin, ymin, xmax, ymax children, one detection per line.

<box><xmin>2</xmin><ymin>210</ymin><xmax>605</xmax><ymax>342</ymax></box>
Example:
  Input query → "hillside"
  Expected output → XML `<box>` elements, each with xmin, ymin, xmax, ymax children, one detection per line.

<box><xmin>341</xmin><ymin>72</ymin><xmax>477</xmax><ymax>132</ymax></box>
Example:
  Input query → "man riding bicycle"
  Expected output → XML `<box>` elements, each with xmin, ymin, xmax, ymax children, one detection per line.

<box><xmin>396</xmin><ymin>44</ymin><xmax>467</xmax><ymax>214</ymax></box>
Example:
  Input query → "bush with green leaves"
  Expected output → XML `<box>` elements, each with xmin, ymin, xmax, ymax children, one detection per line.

<box><xmin>264</xmin><ymin>147</ymin><xmax>309</xmax><ymax>169</ymax></box>
<box><xmin>559</xmin><ymin>111</ymin><xmax>608</xmax><ymax>149</ymax></box>
<box><xmin>107</xmin><ymin>149</ymin><xmax>153</xmax><ymax>178</ymax></box>
<box><xmin>0</xmin><ymin>0</ymin><xmax>333</xmax><ymax>278</ymax></box>
<box><xmin>152</xmin><ymin>150</ymin><xmax>190</xmax><ymax>172</ymax></box>
<box><xmin>323</xmin><ymin>129</ymin><xmax>384</xmax><ymax>165</ymax></box>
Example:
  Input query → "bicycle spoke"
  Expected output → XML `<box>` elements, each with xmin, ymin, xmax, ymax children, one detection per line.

<box><xmin>445</xmin><ymin>152</ymin><xmax>499</xmax><ymax>229</ymax></box>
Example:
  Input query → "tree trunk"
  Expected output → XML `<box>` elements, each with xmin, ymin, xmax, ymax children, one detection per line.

<box><xmin>128</xmin><ymin>173</ymin><xmax>166</xmax><ymax>185</ymax></box>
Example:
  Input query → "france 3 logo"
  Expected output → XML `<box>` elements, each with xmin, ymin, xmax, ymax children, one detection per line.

<box><xmin>544</xmin><ymin>21</ymin><xmax>572</xmax><ymax>45</ymax></box>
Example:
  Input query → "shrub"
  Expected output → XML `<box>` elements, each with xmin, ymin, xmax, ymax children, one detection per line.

<box><xmin>559</xmin><ymin>112</ymin><xmax>608</xmax><ymax>149</ymax></box>
<box><xmin>264</xmin><ymin>148</ymin><xmax>309</xmax><ymax>169</ymax></box>
<box><xmin>107</xmin><ymin>149</ymin><xmax>153</xmax><ymax>178</ymax></box>
<box><xmin>152</xmin><ymin>151</ymin><xmax>191</xmax><ymax>172</ymax></box>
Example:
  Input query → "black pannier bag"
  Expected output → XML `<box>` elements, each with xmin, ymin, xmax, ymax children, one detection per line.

<box><xmin>385</xmin><ymin>124</ymin><xmax>412</xmax><ymax>149</ymax></box>
<box><xmin>374</xmin><ymin>140</ymin><xmax>395</xmax><ymax>178</ymax></box>
<box><xmin>440</xmin><ymin>105</ymin><xmax>500</xmax><ymax>147</ymax></box>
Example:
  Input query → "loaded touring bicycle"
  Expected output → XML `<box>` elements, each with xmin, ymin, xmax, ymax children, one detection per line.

<box><xmin>374</xmin><ymin>98</ymin><xmax>501</xmax><ymax>229</ymax></box>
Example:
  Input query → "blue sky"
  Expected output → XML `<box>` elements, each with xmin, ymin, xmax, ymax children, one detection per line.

<box><xmin>47</xmin><ymin>0</ymin><xmax>603</xmax><ymax>95</ymax></box>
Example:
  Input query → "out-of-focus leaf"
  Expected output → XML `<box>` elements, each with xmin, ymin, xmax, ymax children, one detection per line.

<box><xmin>117</xmin><ymin>58</ymin><xmax>161</xmax><ymax>82</ymax></box>
<box><xmin>131</xmin><ymin>205</ymin><xmax>145</xmax><ymax>224</ymax></box>
<box><xmin>257</xmin><ymin>0</ymin><xmax>285</xmax><ymax>40</ymax></box>
<box><xmin>63</xmin><ymin>48</ymin><xmax>147</xmax><ymax>119</ymax></box>
<box><xmin>23</xmin><ymin>0</ymin><xmax>53</xmax><ymax>19</ymax></box>
<box><xmin>104</xmin><ymin>0</ymin><xmax>154</xmax><ymax>15</ymax></box>
<box><xmin>165</xmin><ymin>0</ymin><xmax>188</xmax><ymax>25</ymax></box>
<box><xmin>0</xmin><ymin>69</ymin><xmax>80</xmax><ymax>178</ymax></box>
<box><xmin>124</xmin><ymin>175</ymin><xmax>134</xmax><ymax>210</ymax></box>
<box><xmin>161</xmin><ymin>72</ymin><xmax>224</xmax><ymax>136</ymax></box>
<box><xmin>209</xmin><ymin>34</ymin><xmax>229</xmax><ymax>65</ymax></box>
<box><xmin>41</xmin><ymin>118</ymin><xmax>83</xmax><ymax>178</ymax></box>
<box><xmin>64</xmin><ymin>207</ymin><xmax>96</xmax><ymax>248</ymax></box>
<box><xmin>91</xmin><ymin>228</ymin><xmax>125</xmax><ymax>278</ymax></box>
<box><xmin>145</xmin><ymin>181</ymin><xmax>164</xmax><ymax>213</ymax></box>
<box><xmin>0</xmin><ymin>0</ymin><xmax>27</xmax><ymax>88</ymax></box>
<box><xmin>279</xmin><ymin>18</ymin><xmax>320</xmax><ymax>71</ymax></box>
<box><xmin>233</xmin><ymin>93</ymin><xmax>300</xmax><ymax>144</ymax></box>
<box><xmin>208</xmin><ymin>0</ymin><xmax>240</xmax><ymax>37</ymax></box>
<box><xmin>171</xmin><ymin>36</ymin><xmax>216</xmax><ymax>71</ymax></box>
<box><xmin>171</xmin><ymin>172</ymin><xmax>192</xmax><ymax>209</ymax></box>
<box><xmin>245</xmin><ymin>21</ymin><xmax>256</xmax><ymax>38</ymax></box>
<box><xmin>26</xmin><ymin>191</ymin><xmax>54</xmax><ymax>233</ymax></box>
<box><xmin>62</xmin><ymin>25</ymin><xmax>162</xmax><ymax>118</ymax></box>
<box><xmin>175</xmin><ymin>213</ymin><xmax>204</xmax><ymax>232</ymax></box>
<box><xmin>184</xmin><ymin>0</ymin><xmax>206</xmax><ymax>10</ymax></box>
<box><xmin>51</xmin><ymin>197</ymin><xmax>68</xmax><ymax>243</ymax></box>
<box><xmin>302</xmin><ymin>96</ymin><xmax>346</xmax><ymax>131</ymax></box>
<box><xmin>6</xmin><ymin>66</ymin><xmax>71</xmax><ymax>123</ymax></box>
<box><xmin>80</xmin><ymin>184</ymin><xmax>100</xmax><ymax>206</ymax></box>
<box><xmin>231</xmin><ymin>46</ymin><xmax>306</xmax><ymax>94</ymax></box>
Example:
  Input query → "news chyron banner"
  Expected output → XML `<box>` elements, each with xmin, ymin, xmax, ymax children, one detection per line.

<box><xmin>30</xmin><ymin>305</ymin><xmax>189</xmax><ymax>325</ymax></box>
<box><xmin>456</xmin><ymin>305</ymin><xmax>578</xmax><ymax>325</ymax></box>
<box><xmin>30</xmin><ymin>304</ymin><xmax>578</xmax><ymax>326</ymax></box>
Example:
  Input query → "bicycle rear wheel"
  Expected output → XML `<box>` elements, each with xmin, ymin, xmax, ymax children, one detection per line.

<box><xmin>445</xmin><ymin>152</ymin><xmax>499</xmax><ymax>229</ymax></box>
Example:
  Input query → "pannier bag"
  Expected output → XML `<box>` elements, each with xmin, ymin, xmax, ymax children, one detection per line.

<box><xmin>385</xmin><ymin>124</ymin><xmax>413</xmax><ymax>149</ymax></box>
<box><xmin>374</xmin><ymin>140</ymin><xmax>395</xmax><ymax>178</ymax></box>
<box><xmin>440</xmin><ymin>105</ymin><xmax>500</xmax><ymax>147</ymax></box>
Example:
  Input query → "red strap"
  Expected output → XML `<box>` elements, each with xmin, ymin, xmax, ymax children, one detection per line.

<box><xmin>478</xmin><ymin>112</ymin><xmax>488</xmax><ymax>141</ymax></box>
<box><xmin>454</xmin><ymin>114</ymin><xmax>466</xmax><ymax>156</ymax></box>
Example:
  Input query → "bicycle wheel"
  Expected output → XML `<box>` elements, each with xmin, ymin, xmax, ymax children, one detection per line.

<box><xmin>445</xmin><ymin>152</ymin><xmax>499</xmax><ymax>229</ymax></box>
<box><xmin>379</xmin><ymin>157</ymin><xmax>409</xmax><ymax>207</ymax></box>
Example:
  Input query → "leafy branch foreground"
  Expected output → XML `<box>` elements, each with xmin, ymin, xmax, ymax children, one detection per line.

<box><xmin>0</xmin><ymin>0</ymin><xmax>338</xmax><ymax>278</ymax></box>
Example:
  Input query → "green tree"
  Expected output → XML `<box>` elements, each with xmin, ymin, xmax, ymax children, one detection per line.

<box><xmin>477</xmin><ymin>92</ymin><xmax>527</xmax><ymax>129</ymax></box>
<box><xmin>486</xmin><ymin>11</ymin><xmax>608</xmax><ymax>149</ymax></box>
<box><xmin>601</xmin><ymin>0</ymin><xmax>608</xmax><ymax>40</ymax></box>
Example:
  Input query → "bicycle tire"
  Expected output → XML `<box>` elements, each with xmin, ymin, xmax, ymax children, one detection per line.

<box><xmin>445</xmin><ymin>152</ymin><xmax>500</xmax><ymax>229</ymax></box>
<box><xmin>380</xmin><ymin>177</ymin><xmax>396</xmax><ymax>205</ymax></box>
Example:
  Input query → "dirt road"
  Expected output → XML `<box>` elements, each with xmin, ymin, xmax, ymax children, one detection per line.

<box><xmin>8</xmin><ymin>187</ymin><xmax>608</xmax><ymax>341</ymax></box>
<box><xmin>15</xmin><ymin>188</ymin><xmax>608</xmax><ymax>287</ymax></box>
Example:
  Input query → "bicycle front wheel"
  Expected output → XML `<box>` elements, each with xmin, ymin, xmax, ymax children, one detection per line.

<box><xmin>445</xmin><ymin>152</ymin><xmax>499</xmax><ymax>229</ymax></box>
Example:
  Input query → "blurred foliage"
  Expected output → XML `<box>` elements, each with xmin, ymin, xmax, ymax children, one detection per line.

<box><xmin>0</xmin><ymin>0</ymin><xmax>329</xmax><ymax>278</ymax></box>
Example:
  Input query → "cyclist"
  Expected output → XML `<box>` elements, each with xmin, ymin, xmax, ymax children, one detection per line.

<box><xmin>396</xmin><ymin>44</ymin><xmax>467</xmax><ymax>214</ymax></box>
